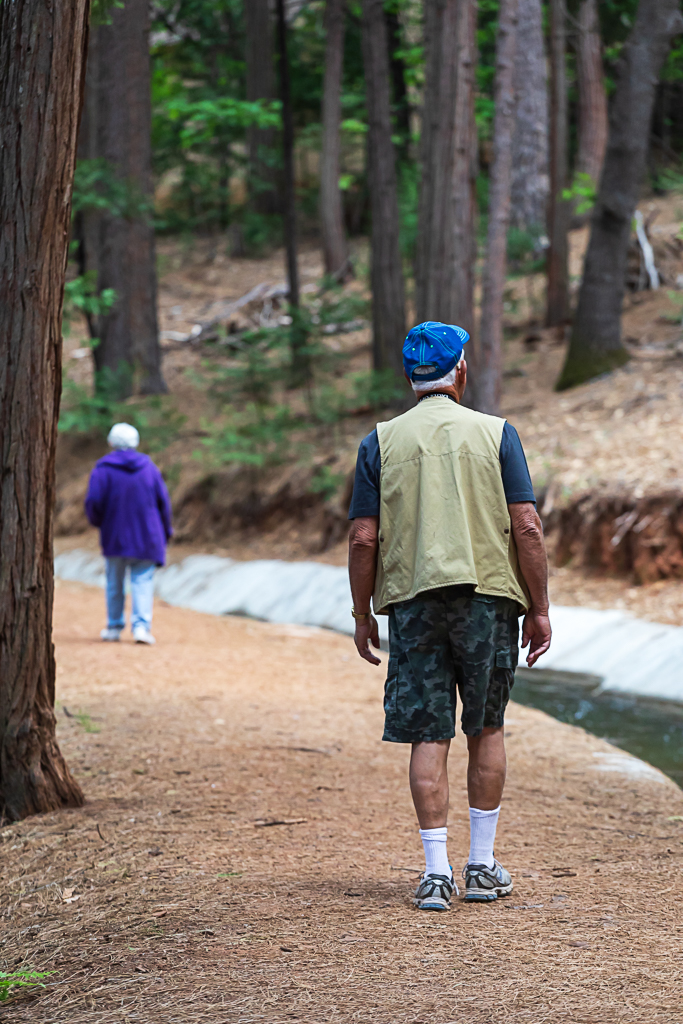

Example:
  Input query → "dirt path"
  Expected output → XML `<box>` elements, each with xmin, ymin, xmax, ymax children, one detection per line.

<box><xmin>2</xmin><ymin>581</ymin><xmax>683</xmax><ymax>1023</ymax></box>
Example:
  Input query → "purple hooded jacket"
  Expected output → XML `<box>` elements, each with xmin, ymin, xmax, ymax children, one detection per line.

<box><xmin>84</xmin><ymin>450</ymin><xmax>173</xmax><ymax>565</ymax></box>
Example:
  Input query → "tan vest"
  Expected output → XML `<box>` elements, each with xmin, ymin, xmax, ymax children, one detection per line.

<box><xmin>373</xmin><ymin>396</ymin><xmax>530</xmax><ymax>614</ymax></box>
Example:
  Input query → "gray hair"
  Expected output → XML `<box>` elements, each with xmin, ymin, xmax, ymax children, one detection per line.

<box><xmin>411</xmin><ymin>358</ymin><xmax>463</xmax><ymax>394</ymax></box>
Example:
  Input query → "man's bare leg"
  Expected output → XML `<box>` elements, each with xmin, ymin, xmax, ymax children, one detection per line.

<box><xmin>409</xmin><ymin>739</ymin><xmax>453</xmax><ymax>891</ymax></box>
<box><xmin>409</xmin><ymin>739</ymin><xmax>450</xmax><ymax>828</ymax></box>
<box><xmin>466</xmin><ymin>726</ymin><xmax>506</xmax><ymax>810</ymax></box>
<box><xmin>465</xmin><ymin>726</ymin><xmax>507</xmax><ymax>876</ymax></box>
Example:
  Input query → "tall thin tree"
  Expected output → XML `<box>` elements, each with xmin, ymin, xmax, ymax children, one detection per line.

<box><xmin>415</xmin><ymin>0</ymin><xmax>461</xmax><ymax>324</ymax></box>
<box><xmin>451</xmin><ymin>0</ymin><xmax>478</xmax><ymax>340</ymax></box>
<box><xmin>477</xmin><ymin>0</ymin><xmax>519</xmax><ymax>414</ymax></box>
<box><xmin>320</xmin><ymin>0</ymin><xmax>350</xmax><ymax>280</ymax></box>
<box><xmin>558</xmin><ymin>0</ymin><xmax>683</xmax><ymax>389</ymax></box>
<box><xmin>78</xmin><ymin>0</ymin><xmax>166</xmax><ymax>398</ymax></box>
<box><xmin>0</xmin><ymin>0</ymin><xmax>88</xmax><ymax>821</ymax></box>
<box><xmin>510</xmin><ymin>0</ymin><xmax>549</xmax><ymax>233</ymax></box>
<box><xmin>546</xmin><ymin>0</ymin><xmax>570</xmax><ymax>328</ymax></box>
<box><xmin>246</xmin><ymin>0</ymin><xmax>279</xmax><ymax>216</ymax></box>
<box><xmin>575</xmin><ymin>0</ymin><xmax>608</xmax><ymax>192</ymax></box>
<box><xmin>361</xmin><ymin>0</ymin><xmax>406</xmax><ymax>375</ymax></box>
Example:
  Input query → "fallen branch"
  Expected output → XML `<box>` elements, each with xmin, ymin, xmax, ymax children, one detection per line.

<box><xmin>634</xmin><ymin>210</ymin><xmax>660</xmax><ymax>290</ymax></box>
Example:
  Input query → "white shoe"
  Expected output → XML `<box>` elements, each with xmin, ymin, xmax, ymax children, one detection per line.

<box><xmin>100</xmin><ymin>628</ymin><xmax>122</xmax><ymax>642</ymax></box>
<box><xmin>133</xmin><ymin>626</ymin><xmax>156</xmax><ymax>645</ymax></box>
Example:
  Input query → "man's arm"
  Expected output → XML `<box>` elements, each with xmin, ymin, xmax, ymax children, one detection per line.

<box><xmin>509</xmin><ymin>501</ymin><xmax>551</xmax><ymax>667</ymax></box>
<box><xmin>348</xmin><ymin>515</ymin><xmax>381</xmax><ymax>665</ymax></box>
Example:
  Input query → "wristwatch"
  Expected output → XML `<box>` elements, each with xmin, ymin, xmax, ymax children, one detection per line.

<box><xmin>351</xmin><ymin>607</ymin><xmax>371</xmax><ymax>621</ymax></box>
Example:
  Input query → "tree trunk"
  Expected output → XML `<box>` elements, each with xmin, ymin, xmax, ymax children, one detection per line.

<box><xmin>385</xmin><ymin>7</ymin><xmax>411</xmax><ymax>162</ymax></box>
<box><xmin>320</xmin><ymin>0</ymin><xmax>350</xmax><ymax>280</ymax></box>
<box><xmin>575</xmin><ymin>0</ymin><xmax>608</xmax><ymax>189</ymax></box>
<box><xmin>415</xmin><ymin>0</ymin><xmax>461</xmax><ymax>325</ymax></box>
<box><xmin>246</xmin><ymin>0</ymin><xmax>279</xmax><ymax>216</ymax></box>
<box><xmin>546</xmin><ymin>0</ymin><xmax>570</xmax><ymax>327</ymax></box>
<box><xmin>477</xmin><ymin>0</ymin><xmax>519</xmax><ymax>415</ymax></box>
<box><xmin>558</xmin><ymin>0</ymin><xmax>683</xmax><ymax>389</ymax></box>
<box><xmin>450</xmin><ymin>0</ymin><xmax>478</xmax><ymax>339</ymax></box>
<box><xmin>362</xmin><ymin>0</ymin><xmax>406</xmax><ymax>376</ymax></box>
<box><xmin>0</xmin><ymin>0</ymin><xmax>88</xmax><ymax>822</ymax></box>
<box><xmin>510</xmin><ymin>0</ymin><xmax>549</xmax><ymax>232</ymax></box>
<box><xmin>81</xmin><ymin>0</ymin><xmax>166</xmax><ymax>398</ymax></box>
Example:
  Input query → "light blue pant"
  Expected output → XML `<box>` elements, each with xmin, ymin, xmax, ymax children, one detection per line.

<box><xmin>105</xmin><ymin>557</ymin><xmax>155</xmax><ymax>632</ymax></box>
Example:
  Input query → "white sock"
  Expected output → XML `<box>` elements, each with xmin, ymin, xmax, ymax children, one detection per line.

<box><xmin>419</xmin><ymin>826</ymin><xmax>451</xmax><ymax>877</ymax></box>
<box><xmin>468</xmin><ymin>806</ymin><xmax>500</xmax><ymax>869</ymax></box>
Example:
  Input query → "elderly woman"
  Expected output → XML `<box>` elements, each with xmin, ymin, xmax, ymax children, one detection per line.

<box><xmin>85</xmin><ymin>423</ymin><xmax>173</xmax><ymax>645</ymax></box>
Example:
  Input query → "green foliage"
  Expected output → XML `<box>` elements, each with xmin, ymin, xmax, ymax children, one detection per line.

<box><xmin>506</xmin><ymin>226</ymin><xmax>547</xmax><ymax>276</ymax></box>
<box><xmin>73</xmin><ymin>159</ymin><xmax>152</xmax><ymax>220</ymax></box>
<box><xmin>69</xmin><ymin>710</ymin><xmax>101</xmax><ymax>734</ymax></box>
<box><xmin>199</xmin><ymin>403</ymin><xmax>298</xmax><ymax>468</ymax></box>
<box><xmin>398</xmin><ymin>161</ymin><xmax>420</xmax><ymax>262</ymax></box>
<box><xmin>562</xmin><ymin>172</ymin><xmax>598</xmax><ymax>217</ymax></box>
<box><xmin>59</xmin><ymin>371</ymin><xmax>185</xmax><ymax>453</ymax></box>
<box><xmin>653</xmin><ymin>166</ymin><xmax>683</xmax><ymax>194</ymax></box>
<box><xmin>662</xmin><ymin>290</ymin><xmax>683</xmax><ymax>324</ymax></box>
<box><xmin>62</xmin><ymin>271</ymin><xmax>117</xmax><ymax>339</ymax></box>
<box><xmin>90</xmin><ymin>0</ymin><xmax>124</xmax><ymax>26</ymax></box>
<box><xmin>0</xmin><ymin>970</ymin><xmax>52</xmax><ymax>1003</ymax></box>
<box><xmin>309</xmin><ymin>465</ymin><xmax>347</xmax><ymax>501</ymax></box>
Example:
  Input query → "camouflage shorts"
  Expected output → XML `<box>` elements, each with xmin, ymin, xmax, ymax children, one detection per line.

<box><xmin>383</xmin><ymin>585</ymin><xmax>519</xmax><ymax>742</ymax></box>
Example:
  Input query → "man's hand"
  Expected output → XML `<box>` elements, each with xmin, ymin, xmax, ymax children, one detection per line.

<box><xmin>521</xmin><ymin>607</ymin><xmax>552</xmax><ymax>667</ymax></box>
<box><xmin>354</xmin><ymin>614</ymin><xmax>381</xmax><ymax>665</ymax></box>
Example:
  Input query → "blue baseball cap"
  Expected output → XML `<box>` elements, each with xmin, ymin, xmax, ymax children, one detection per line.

<box><xmin>403</xmin><ymin>321</ymin><xmax>470</xmax><ymax>383</ymax></box>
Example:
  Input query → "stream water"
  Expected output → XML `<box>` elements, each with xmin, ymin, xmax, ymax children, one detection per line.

<box><xmin>513</xmin><ymin>668</ymin><xmax>683</xmax><ymax>788</ymax></box>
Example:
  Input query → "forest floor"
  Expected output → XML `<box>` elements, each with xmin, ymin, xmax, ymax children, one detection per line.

<box><xmin>2</xmin><ymin>581</ymin><xmax>683</xmax><ymax>1022</ymax></box>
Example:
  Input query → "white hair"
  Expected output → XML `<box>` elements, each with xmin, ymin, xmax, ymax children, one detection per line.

<box><xmin>411</xmin><ymin>359</ymin><xmax>463</xmax><ymax>394</ymax></box>
<box><xmin>107</xmin><ymin>422</ymin><xmax>140</xmax><ymax>450</ymax></box>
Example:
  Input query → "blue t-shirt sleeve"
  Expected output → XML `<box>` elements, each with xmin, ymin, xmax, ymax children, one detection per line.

<box><xmin>500</xmin><ymin>421</ymin><xmax>536</xmax><ymax>505</ymax></box>
<box><xmin>348</xmin><ymin>429</ymin><xmax>381</xmax><ymax>519</ymax></box>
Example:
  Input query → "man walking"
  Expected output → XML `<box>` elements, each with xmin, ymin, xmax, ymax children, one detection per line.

<box><xmin>85</xmin><ymin>423</ymin><xmax>173</xmax><ymax>646</ymax></box>
<box><xmin>348</xmin><ymin>322</ymin><xmax>551</xmax><ymax>909</ymax></box>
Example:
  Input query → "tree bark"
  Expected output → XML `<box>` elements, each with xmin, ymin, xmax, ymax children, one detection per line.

<box><xmin>80</xmin><ymin>0</ymin><xmax>166</xmax><ymax>398</ymax></box>
<box><xmin>477</xmin><ymin>0</ymin><xmax>519</xmax><ymax>415</ymax></box>
<box><xmin>546</xmin><ymin>0</ymin><xmax>570</xmax><ymax>327</ymax></box>
<box><xmin>385</xmin><ymin>7</ymin><xmax>411</xmax><ymax>162</ymax></box>
<box><xmin>362</xmin><ymin>0</ymin><xmax>406</xmax><ymax>376</ymax></box>
<box><xmin>415</xmin><ymin>0</ymin><xmax>461</xmax><ymax>325</ymax></box>
<box><xmin>320</xmin><ymin>0</ymin><xmax>350</xmax><ymax>280</ymax></box>
<box><xmin>246</xmin><ymin>0</ymin><xmax>279</xmax><ymax>216</ymax></box>
<box><xmin>450</xmin><ymin>0</ymin><xmax>478</xmax><ymax>338</ymax></box>
<box><xmin>510</xmin><ymin>0</ymin><xmax>549</xmax><ymax>232</ymax></box>
<box><xmin>0</xmin><ymin>0</ymin><xmax>88</xmax><ymax>821</ymax></box>
<box><xmin>558</xmin><ymin>0</ymin><xmax>683</xmax><ymax>389</ymax></box>
<box><xmin>575</xmin><ymin>0</ymin><xmax>608</xmax><ymax>189</ymax></box>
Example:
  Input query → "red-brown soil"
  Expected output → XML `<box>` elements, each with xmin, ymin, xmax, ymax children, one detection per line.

<box><xmin>1</xmin><ymin>581</ymin><xmax>682</xmax><ymax>1022</ymax></box>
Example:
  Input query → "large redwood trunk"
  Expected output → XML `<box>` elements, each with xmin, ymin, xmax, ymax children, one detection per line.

<box><xmin>80</xmin><ymin>0</ymin><xmax>166</xmax><ymax>398</ymax></box>
<box><xmin>0</xmin><ymin>0</ymin><xmax>88</xmax><ymax>821</ymax></box>
<box><xmin>509</xmin><ymin>0</ymin><xmax>549</xmax><ymax>232</ymax></box>
<box><xmin>575</xmin><ymin>0</ymin><xmax>608</xmax><ymax>190</ymax></box>
<box><xmin>361</xmin><ymin>0</ymin><xmax>406</xmax><ymax>375</ymax></box>
<box><xmin>245</xmin><ymin>0</ymin><xmax>279</xmax><ymax>216</ymax></box>
<box><xmin>546</xmin><ymin>0</ymin><xmax>570</xmax><ymax>328</ymax></box>
<box><xmin>477</xmin><ymin>0</ymin><xmax>519</xmax><ymax>415</ymax></box>
<box><xmin>320</xmin><ymin>0</ymin><xmax>350</xmax><ymax>279</ymax></box>
<box><xmin>558</xmin><ymin>0</ymin><xmax>683</xmax><ymax>389</ymax></box>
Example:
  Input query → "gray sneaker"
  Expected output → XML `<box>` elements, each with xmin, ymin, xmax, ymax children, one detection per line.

<box><xmin>100</xmin><ymin>628</ymin><xmax>121</xmax><ymax>642</ymax></box>
<box><xmin>462</xmin><ymin>859</ymin><xmax>513</xmax><ymax>902</ymax></box>
<box><xmin>413</xmin><ymin>872</ymin><xmax>459</xmax><ymax>912</ymax></box>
